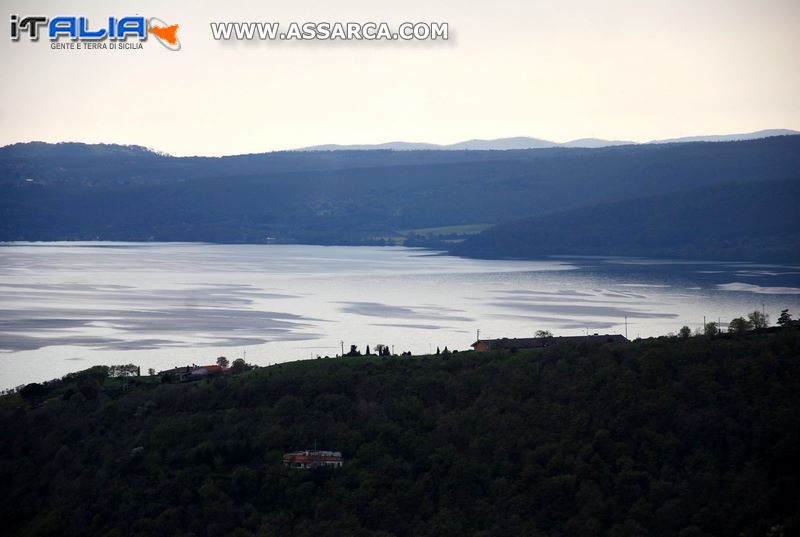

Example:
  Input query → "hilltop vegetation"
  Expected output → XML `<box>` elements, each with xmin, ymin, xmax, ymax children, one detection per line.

<box><xmin>2</xmin><ymin>330</ymin><xmax>799</xmax><ymax>536</ymax></box>
<box><xmin>453</xmin><ymin>179</ymin><xmax>800</xmax><ymax>262</ymax></box>
<box><xmin>1</xmin><ymin>136</ymin><xmax>799</xmax><ymax>261</ymax></box>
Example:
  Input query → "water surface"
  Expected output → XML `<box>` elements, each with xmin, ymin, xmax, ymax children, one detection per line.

<box><xmin>1</xmin><ymin>242</ymin><xmax>799</xmax><ymax>390</ymax></box>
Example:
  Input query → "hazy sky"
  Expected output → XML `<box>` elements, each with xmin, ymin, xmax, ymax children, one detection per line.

<box><xmin>1</xmin><ymin>0</ymin><xmax>798</xmax><ymax>156</ymax></box>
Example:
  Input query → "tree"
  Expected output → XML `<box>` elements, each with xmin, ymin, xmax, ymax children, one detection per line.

<box><xmin>777</xmin><ymin>309</ymin><xmax>793</xmax><ymax>327</ymax></box>
<box><xmin>231</xmin><ymin>358</ymin><xmax>249</xmax><ymax>374</ymax></box>
<box><xmin>747</xmin><ymin>310</ymin><xmax>769</xmax><ymax>330</ymax></box>
<box><xmin>678</xmin><ymin>326</ymin><xmax>692</xmax><ymax>338</ymax></box>
<box><xmin>20</xmin><ymin>382</ymin><xmax>48</xmax><ymax>405</ymax></box>
<box><xmin>231</xmin><ymin>467</ymin><xmax>259</xmax><ymax>501</ymax></box>
<box><xmin>728</xmin><ymin>317</ymin><xmax>751</xmax><ymax>334</ymax></box>
<box><xmin>65</xmin><ymin>365</ymin><xmax>108</xmax><ymax>382</ymax></box>
<box><xmin>366</xmin><ymin>345</ymin><xmax>371</xmax><ymax>355</ymax></box>
<box><xmin>108</xmin><ymin>364</ymin><xmax>138</xmax><ymax>378</ymax></box>
<box><xmin>216</xmin><ymin>356</ymin><xmax>230</xmax><ymax>368</ymax></box>
<box><xmin>704</xmin><ymin>322</ymin><xmax>719</xmax><ymax>337</ymax></box>
<box><xmin>147</xmin><ymin>368</ymin><xmax>156</xmax><ymax>376</ymax></box>
<box><xmin>535</xmin><ymin>330</ymin><xmax>554</xmax><ymax>338</ymax></box>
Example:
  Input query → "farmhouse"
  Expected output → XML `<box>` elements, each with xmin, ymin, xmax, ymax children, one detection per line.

<box><xmin>283</xmin><ymin>450</ymin><xmax>344</xmax><ymax>469</ymax></box>
<box><xmin>471</xmin><ymin>334</ymin><xmax>628</xmax><ymax>352</ymax></box>
<box><xmin>156</xmin><ymin>366</ymin><xmax>194</xmax><ymax>382</ymax></box>
<box><xmin>157</xmin><ymin>363</ymin><xmax>229</xmax><ymax>382</ymax></box>
<box><xmin>190</xmin><ymin>364</ymin><xmax>226</xmax><ymax>377</ymax></box>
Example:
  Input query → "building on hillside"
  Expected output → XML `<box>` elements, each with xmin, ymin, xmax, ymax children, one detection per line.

<box><xmin>157</xmin><ymin>364</ymin><xmax>229</xmax><ymax>382</ymax></box>
<box><xmin>471</xmin><ymin>334</ymin><xmax>628</xmax><ymax>352</ymax></box>
<box><xmin>190</xmin><ymin>364</ymin><xmax>227</xmax><ymax>378</ymax></box>
<box><xmin>282</xmin><ymin>450</ymin><xmax>344</xmax><ymax>469</ymax></box>
<box><xmin>157</xmin><ymin>366</ymin><xmax>194</xmax><ymax>382</ymax></box>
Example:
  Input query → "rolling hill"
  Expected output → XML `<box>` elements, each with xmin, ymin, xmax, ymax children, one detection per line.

<box><xmin>1</xmin><ymin>136</ymin><xmax>799</xmax><ymax>260</ymax></box>
<box><xmin>452</xmin><ymin>179</ymin><xmax>800</xmax><ymax>262</ymax></box>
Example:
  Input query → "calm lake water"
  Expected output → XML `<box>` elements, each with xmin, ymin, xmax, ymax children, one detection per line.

<box><xmin>1</xmin><ymin>242</ymin><xmax>799</xmax><ymax>390</ymax></box>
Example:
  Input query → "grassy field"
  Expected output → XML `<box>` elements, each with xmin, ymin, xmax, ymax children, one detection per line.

<box><xmin>399</xmin><ymin>223</ymin><xmax>494</xmax><ymax>236</ymax></box>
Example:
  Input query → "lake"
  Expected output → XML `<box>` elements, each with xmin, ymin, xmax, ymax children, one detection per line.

<box><xmin>1</xmin><ymin>242</ymin><xmax>799</xmax><ymax>390</ymax></box>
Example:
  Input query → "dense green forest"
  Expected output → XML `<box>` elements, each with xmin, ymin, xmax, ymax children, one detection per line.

<box><xmin>1</xmin><ymin>136</ymin><xmax>799</xmax><ymax>261</ymax></box>
<box><xmin>452</xmin><ymin>179</ymin><xmax>800</xmax><ymax>262</ymax></box>
<box><xmin>2</xmin><ymin>329</ymin><xmax>799</xmax><ymax>536</ymax></box>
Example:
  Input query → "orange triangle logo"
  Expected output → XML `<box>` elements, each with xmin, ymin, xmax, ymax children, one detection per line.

<box><xmin>148</xmin><ymin>24</ymin><xmax>179</xmax><ymax>45</ymax></box>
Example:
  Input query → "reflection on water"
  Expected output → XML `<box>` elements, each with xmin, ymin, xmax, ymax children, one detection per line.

<box><xmin>1</xmin><ymin>242</ymin><xmax>799</xmax><ymax>389</ymax></box>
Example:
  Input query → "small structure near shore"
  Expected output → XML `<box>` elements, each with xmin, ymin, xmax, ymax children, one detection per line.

<box><xmin>283</xmin><ymin>450</ymin><xmax>344</xmax><ymax>469</ymax></box>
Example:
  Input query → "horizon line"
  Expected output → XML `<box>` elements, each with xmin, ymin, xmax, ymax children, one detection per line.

<box><xmin>3</xmin><ymin>127</ymin><xmax>798</xmax><ymax>158</ymax></box>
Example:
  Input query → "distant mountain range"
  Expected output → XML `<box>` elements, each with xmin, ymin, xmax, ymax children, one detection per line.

<box><xmin>297</xmin><ymin>137</ymin><xmax>631</xmax><ymax>151</ymax></box>
<box><xmin>648</xmin><ymin>129</ymin><xmax>799</xmax><ymax>144</ymax></box>
<box><xmin>297</xmin><ymin>129</ymin><xmax>798</xmax><ymax>151</ymax></box>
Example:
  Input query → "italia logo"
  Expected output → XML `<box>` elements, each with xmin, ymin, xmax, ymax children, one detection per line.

<box><xmin>9</xmin><ymin>15</ymin><xmax>181</xmax><ymax>50</ymax></box>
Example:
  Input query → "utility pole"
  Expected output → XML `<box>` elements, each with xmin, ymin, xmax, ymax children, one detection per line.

<box><xmin>340</xmin><ymin>340</ymin><xmax>344</xmax><ymax>356</ymax></box>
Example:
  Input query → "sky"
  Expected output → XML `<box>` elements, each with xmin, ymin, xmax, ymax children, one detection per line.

<box><xmin>1</xmin><ymin>0</ymin><xmax>799</xmax><ymax>156</ymax></box>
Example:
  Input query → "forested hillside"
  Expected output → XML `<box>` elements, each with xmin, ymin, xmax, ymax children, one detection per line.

<box><xmin>1</xmin><ymin>136</ymin><xmax>799</xmax><ymax>254</ymax></box>
<box><xmin>453</xmin><ymin>179</ymin><xmax>800</xmax><ymax>262</ymax></box>
<box><xmin>2</xmin><ymin>330</ymin><xmax>799</xmax><ymax>536</ymax></box>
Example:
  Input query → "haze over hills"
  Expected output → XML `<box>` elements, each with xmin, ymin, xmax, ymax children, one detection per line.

<box><xmin>296</xmin><ymin>129</ymin><xmax>798</xmax><ymax>152</ymax></box>
<box><xmin>299</xmin><ymin>136</ymin><xmax>633</xmax><ymax>151</ymax></box>
<box><xmin>648</xmin><ymin>128</ymin><xmax>800</xmax><ymax>144</ymax></box>
<box><xmin>1</xmin><ymin>135</ymin><xmax>799</xmax><ymax>262</ymax></box>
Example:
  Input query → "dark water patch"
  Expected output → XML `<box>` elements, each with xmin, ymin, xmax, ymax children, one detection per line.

<box><xmin>495</xmin><ymin>289</ymin><xmax>595</xmax><ymax>297</ymax></box>
<box><xmin>716</xmin><ymin>282</ymin><xmax>800</xmax><ymax>295</ymax></box>
<box><xmin>489</xmin><ymin>295</ymin><xmax>660</xmax><ymax>306</ymax></box>
<box><xmin>370</xmin><ymin>323</ymin><xmax>447</xmax><ymax>330</ymax></box>
<box><xmin>96</xmin><ymin>338</ymin><xmax>183</xmax><ymax>350</ymax></box>
<box><xmin>105</xmin><ymin>307</ymin><xmax>321</xmax><ymax>332</ymax></box>
<box><xmin>488</xmin><ymin>302</ymin><xmax>678</xmax><ymax>319</ymax></box>
<box><xmin>0</xmin><ymin>317</ymin><xmax>96</xmax><ymax>331</ymax></box>
<box><xmin>0</xmin><ymin>283</ymin><xmax>301</xmax><ymax>307</ymax></box>
<box><xmin>202</xmin><ymin>334</ymin><xmax>321</xmax><ymax>347</ymax></box>
<box><xmin>485</xmin><ymin>313</ymin><xmax>618</xmax><ymax>330</ymax></box>
<box><xmin>0</xmin><ymin>306</ymin><xmax>323</xmax><ymax>351</ymax></box>
<box><xmin>0</xmin><ymin>334</ymin><xmax>139</xmax><ymax>352</ymax></box>
<box><xmin>336</xmin><ymin>301</ymin><xmax>473</xmax><ymax>322</ymax></box>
